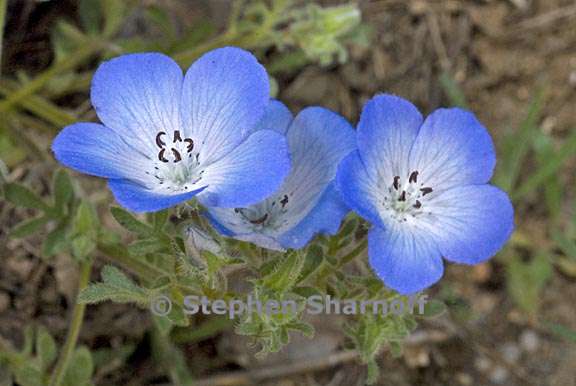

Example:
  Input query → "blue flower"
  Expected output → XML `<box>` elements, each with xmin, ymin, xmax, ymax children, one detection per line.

<box><xmin>52</xmin><ymin>47</ymin><xmax>290</xmax><ymax>212</ymax></box>
<box><xmin>336</xmin><ymin>94</ymin><xmax>514</xmax><ymax>294</ymax></box>
<box><xmin>208</xmin><ymin>102</ymin><xmax>356</xmax><ymax>251</ymax></box>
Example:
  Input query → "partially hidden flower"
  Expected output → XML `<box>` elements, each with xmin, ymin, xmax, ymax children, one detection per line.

<box><xmin>207</xmin><ymin>102</ymin><xmax>356</xmax><ymax>251</ymax></box>
<box><xmin>336</xmin><ymin>94</ymin><xmax>514</xmax><ymax>294</ymax></box>
<box><xmin>52</xmin><ymin>47</ymin><xmax>290</xmax><ymax>212</ymax></box>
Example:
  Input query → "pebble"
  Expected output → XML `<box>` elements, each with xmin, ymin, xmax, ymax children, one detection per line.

<box><xmin>519</xmin><ymin>329</ymin><xmax>540</xmax><ymax>353</ymax></box>
<box><xmin>488</xmin><ymin>365</ymin><xmax>509</xmax><ymax>384</ymax></box>
<box><xmin>474</xmin><ymin>356</ymin><xmax>492</xmax><ymax>372</ymax></box>
<box><xmin>500</xmin><ymin>342</ymin><xmax>521</xmax><ymax>364</ymax></box>
<box><xmin>455</xmin><ymin>372</ymin><xmax>473</xmax><ymax>386</ymax></box>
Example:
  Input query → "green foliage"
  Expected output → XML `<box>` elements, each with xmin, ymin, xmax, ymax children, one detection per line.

<box><xmin>78</xmin><ymin>265</ymin><xmax>150</xmax><ymax>305</ymax></box>
<box><xmin>62</xmin><ymin>347</ymin><xmax>94</xmax><ymax>386</ymax></box>
<box><xmin>507</xmin><ymin>253</ymin><xmax>552</xmax><ymax>315</ymax></box>
<box><xmin>0</xmin><ymin>325</ymin><xmax>62</xmax><ymax>386</ymax></box>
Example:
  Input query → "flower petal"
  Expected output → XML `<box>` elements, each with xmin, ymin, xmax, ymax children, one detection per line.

<box><xmin>278</xmin><ymin>183</ymin><xmax>349</xmax><ymax>249</ymax></box>
<box><xmin>336</xmin><ymin>151</ymin><xmax>384</xmax><ymax>228</ymax></box>
<box><xmin>368</xmin><ymin>225</ymin><xmax>444</xmax><ymax>295</ymax></box>
<box><xmin>52</xmin><ymin>123</ymin><xmax>149</xmax><ymax>182</ymax></box>
<box><xmin>357</xmin><ymin>94</ymin><xmax>423</xmax><ymax>183</ymax></box>
<box><xmin>91</xmin><ymin>53</ymin><xmax>183</xmax><ymax>155</ymax></box>
<box><xmin>207</xmin><ymin>107</ymin><xmax>354</xmax><ymax>249</ymax></box>
<box><xmin>417</xmin><ymin>184</ymin><xmax>514</xmax><ymax>265</ymax></box>
<box><xmin>197</xmin><ymin>129</ymin><xmax>290</xmax><ymax>208</ymax></box>
<box><xmin>180</xmin><ymin>47</ymin><xmax>269</xmax><ymax>165</ymax></box>
<box><xmin>204</xmin><ymin>211</ymin><xmax>286</xmax><ymax>251</ymax></box>
<box><xmin>108</xmin><ymin>179</ymin><xmax>206</xmax><ymax>213</ymax></box>
<box><xmin>270</xmin><ymin>107</ymin><xmax>356</xmax><ymax>228</ymax></box>
<box><xmin>408</xmin><ymin>108</ymin><xmax>496</xmax><ymax>190</ymax></box>
<box><xmin>254</xmin><ymin>100</ymin><xmax>293</xmax><ymax>134</ymax></box>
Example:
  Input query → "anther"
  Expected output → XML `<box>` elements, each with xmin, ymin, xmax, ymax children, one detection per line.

<box><xmin>158</xmin><ymin>148</ymin><xmax>169</xmax><ymax>162</ymax></box>
<box><xmin>156</xmin><ymin>132</ymin><xmax>166</xmax><ymax>148</ymax></box>
<box><xmin>413</xmin><ymin>200</ymin><xmax>422</xmax><ymax>209</ymax></box>
<box><xmin>173</xmin><ymin>130</ymin><xmax>183</xmax><ymax>143</ymax></box>
<box><xmin>184</xmin><ymin>138</ymin><xmax>194</xmax><ymax>152</ymax></box>
<box><xmin>398</xmin><ymin>191</ymin><xmax>406</xmax><ymax>202</ymax></box>
<box><xmin>249</xmin><ymin>213</ymin><xmax>268</xmax><ymax>225</ymax></box>
<box><xmin>393</xmin><ymin>176</ymin><xmax>400</xmax><ymax>190</ymax></box>
<box><xmin>171</xmin><ymin>148</ymin><xmax>182</xmax><ymax>162</ymax></box>
<box><xmin>420</xmin><ymin>187</ymin><xmax>433</xmax><ymax>196</ymax></box>
<box><xmin>280</xmin><ymin>195</ymin><xmax>289</xmax><ymax>207</ymax></box>
<box><xmin>409</xmin><ymin>171</ymin><xmax>418</xmax><ymax>183</ymax></box>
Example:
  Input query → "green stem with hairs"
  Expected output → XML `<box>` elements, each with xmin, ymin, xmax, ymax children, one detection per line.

<box><xmin>48</xmin><ymin>260</ymin><xmax>92</xmax><ymax>386</ymax></box>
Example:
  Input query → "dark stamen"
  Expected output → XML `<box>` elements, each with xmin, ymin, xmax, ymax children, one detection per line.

<box><xmin>249</xmin><ymin>213</ymin><xmax>268</xmax><ymax>225</ymax></box>
<box><xmin>409</xmin><ymin>171</ymin><xmax>418</xmax><ymax>183</ymax></box>
<box><xmin>413</xmin><ymin>200</ymin><xmax>422</xmax><ymax>209</ymax></box>
<box><xmin>173</xmin><ymin>130</ymin><xmax>183</xmax><ymax>143</ymax></box>
<box><xmin>171</xmin><ymin>148</ymin><xmax>182</xmax><ymax>162</ymax></box>
<box><xmin>398</xmin><ymin>191</ymin><xmax>406</xmax><ymax>202</ymax></box>
<box><xmin>420</xmin><ymin>187</ymin><xmax>433</xmax><ymax>196</ymax></box>
<box><xmin>156</xmin><ymin>132</ymin><xmax>166</xmax><ymax>148</ymax></box>
<box><xmin>234</xmin><ymin>208</ymin><xmax>241</xmax><ymax>213</ymax></box>
<box><xmin>393</xmin><ymin>176</ymin><xmax>400</xmax><ymax>190</ymax></box>
<box><xmin>280</xmin><ymin>194</ymin><xmax>289</xmax><ymax>207</ymax></box>
<box><xmin>184</xmin><ymin>138</ymin><xmax>194</xmax><ymax>152</ymax></box>
<box><xmin>158</xmin><ymin>149</ymin><xmax>169</xmax><ymax>163</ymax></box>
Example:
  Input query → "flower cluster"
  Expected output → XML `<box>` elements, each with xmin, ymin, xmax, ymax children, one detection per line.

<box><xmin>52</xmin><ymin>47</ymin><xmax>514</xmax><ymax>294</ymax></box>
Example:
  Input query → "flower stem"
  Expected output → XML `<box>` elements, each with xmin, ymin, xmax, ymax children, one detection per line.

<box><xmin>48</xmin><ymin>260</ymin><xmax>92</xmax><ymax>386</ymax></box>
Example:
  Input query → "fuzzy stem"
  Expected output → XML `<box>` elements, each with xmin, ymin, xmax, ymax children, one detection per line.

<box><xmin>48</xmin><ymin>260</ymin><xmax>92</xmax><ymax>386</ymax></box>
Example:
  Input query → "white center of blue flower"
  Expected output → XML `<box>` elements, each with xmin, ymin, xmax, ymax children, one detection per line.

<box><xmin>382</xmin><ymin>170</ymin><xmax>434</xmax><ymax>223</ymax></box>
<box><xmin>233</xmin><ymin>193</ymin><xmax>291</xmax><ymax>232</ymax></box>
<box><xmin>147</xmin><ymin>130</ymin><xmax>205</xmax><ymax>192</ymax></box>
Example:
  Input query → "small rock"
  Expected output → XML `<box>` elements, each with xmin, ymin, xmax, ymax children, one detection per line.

<box><xmin>489</xmin><ymin>365</ymin><xmax>509</xmax><ymax>384</ymax></box>
<box><xmin>519</xmin><ymin>330</ymin><xmax>539</xmax><ymax>353</ymax></box>
<box><xmin>500</xmin><ymin>342</ymin><xmax>521</xmax><ymax>364</ymax></box>
<box><xmin>456</xmin><ymin>372</ymin><xmax>473</xmax><ymax>386</ymax></box>
<box><xmin>474</xmin><ymin>356</ymin><xmax>492</xmax><ymax>372</ymax></box>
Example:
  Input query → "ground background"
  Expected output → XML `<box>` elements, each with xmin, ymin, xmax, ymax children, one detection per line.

<box><xmin>1</xmin><ymin>0</ymin><xmax>576</xmax><ymax>385</ymax></box>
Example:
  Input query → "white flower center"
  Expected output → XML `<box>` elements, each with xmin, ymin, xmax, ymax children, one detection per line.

<box><xmin>146</xmin><ymin>130</ymin><xmax>205</xmax><ymax>192</ymax></box>
<box><xmin>382</xmin><ymin>170</ymin><xmax>433</xmax><ymax>223</ymax></box>
<box><xmin>233</xmin><ymin>193</ymin><xmax>291</xmax><ymax>232</ymax></box>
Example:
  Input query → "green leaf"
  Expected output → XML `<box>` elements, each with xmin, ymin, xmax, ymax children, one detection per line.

<box><xmin>110</xmin><ymin>207</ymin><xmax>155</xmax><ymax>237</ymax></box>
<box><xmin>14</xmin><ymin>364</ymin><xmax>43</xmax><ymax>386</ymax></box>
<box><xmin>63</xmin><ymin>346</ymin><xmax>94</xmax><ymax>386</ymax></box>
<box><xmin>545</xmin><ymin>322</ymin><xmax>576</xmax><ymax>343</ymax></box>
<box><xmin>507</xmin><ymin>253</ymin><xmax>552</xmax><ymax>314</ymax></box>
<box><xmin>512</xmin><ymin>128</ymin><xmax>576</xmax><ymax>200</ymax></box>
<box><xmin>78</xmin><ymin>0</ymin><xmax>103</xmax><ymax>34</ymax></box>
<box><xmin>78</xmin><ymin>265</ymin><xmax>150</xmax><ymax>305</ymax></box>
<box><xmin>72</xmin><ymin>235</ymin><xmax>96</xmax><ymax>262</ymax></box>
<box><xmin>35</xmin><ymin>326</ymin><xmax>57</xmax><ymax>370</ymax></box>
<box><xmin>287</xmin><ymin>320</ymin><xmax>314</xmax><ymax>338</ymax></box>
<box><xmin>418</xmin><ymin>300</ymin><xmax>447</xmax><ymax>319</ymax></box>
<box><xmin>53</xmin><ymin>169</ymin><xmax>74</xmax><ymax>216</ymax></box>
<box><xmin>4</xmin><ymin>183</ymin><xmax>49</xmax><ymax>211</ymax></box>
<box><xmin>152</xmin><ymin>209</ymin><xmax>170</xmax><ymax>231</ymax></box>
<box><xmin>128</xmin><ymin>238</ymin><xmax>166</xmax><ymax>256</ymax></box>
<box><xmin>73</xmin><ymin>201</ymin><xmax>98</xmax><ymax>236</ymax></box>
<box><xmin>262</xmin><ymin>251</ymin><xmax>305</xmax><ymax>292</ymax></box>
<box><xmin>10</xmin><ymin>216</ymin><xmax>49</xmax><ymax>238</ymax></box>
<box><xmin>102</xmin><ymin>0</ymin><xmax>126</xmax><ymax>37</ymax></box>
<box><xmin>496</xmin><ymin>89</ymin><xmax>544</xmax><ymax>192</ymax></box>
<box><xmin>298</xmin><ymin>245</ymin><xmax>323</xmax><ymax>283</ymax></box>
<box><xmin>42</xmin><ymin>224</ymin><xmax>69</xmax><ymax>257</ymax></box>
<box><xmin>439</xmin><ymin>72</ymin><xmax>468</xmax><ymax>108</ymax></box>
